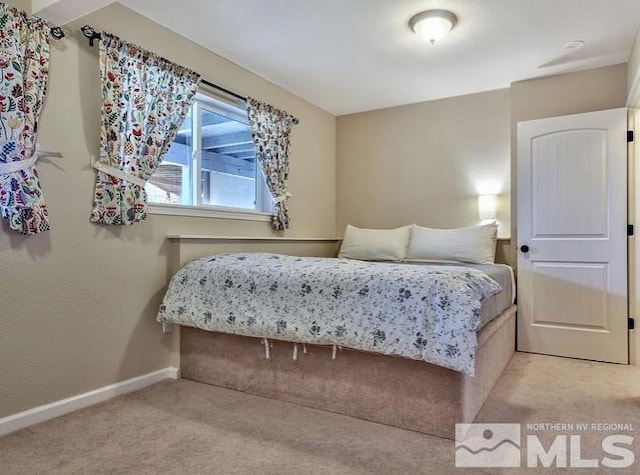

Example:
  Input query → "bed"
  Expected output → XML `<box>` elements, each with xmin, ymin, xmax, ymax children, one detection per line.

<box><xmin>159</xmin><ymin>245</ymin><xmax>516</xmax><ymax>439</ymax></box>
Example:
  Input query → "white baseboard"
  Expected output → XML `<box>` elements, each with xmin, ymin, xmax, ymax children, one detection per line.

<box><xmin>0</xmin><ymin>367</ymin><xmax>178</xmax><ymax>437</ymax></box>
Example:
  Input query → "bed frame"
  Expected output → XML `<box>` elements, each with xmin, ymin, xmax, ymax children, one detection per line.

<box><xmin>167</xmin><ymin>235</ymin><xmax>516</xmax><ymax>440</ymax></box>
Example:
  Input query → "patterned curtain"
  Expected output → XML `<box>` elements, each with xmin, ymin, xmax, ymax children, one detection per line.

<box><xmin>247</xmin><ymin>97</ymin><xmax>298</xmax><ymax>231</ymax></box>
<box><xmin>91</xmin><ymin>33</ymin><xmax>200</xmax><ymax>225</ymax></box>
<box><xmin>0</xmin><ymin>4</ymin><xmax>51</xmax><ymax>234</ymax></box>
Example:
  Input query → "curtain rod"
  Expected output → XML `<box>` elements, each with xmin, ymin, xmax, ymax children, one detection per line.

<box><xmin>200</xmin><ymin>79</ymin><xmax>300</xmax><ymax>124</ymax></box>
<box><xmin>50</xmin><ymin>26</ymin><xmax>64</xmax><ymax>39</ymax></box>
<box><xmin>200</xmin><ymin>79</ymin><xmax>246</xmax><ymax>102</ymax></box>
<box><xmin>80</xmin><ymin>25</ymin><xmax>300</xmax><ymax>125</ymax></box>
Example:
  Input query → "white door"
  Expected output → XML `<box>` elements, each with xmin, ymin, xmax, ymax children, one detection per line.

<box><xmin>517</xmin><ymin>108</ymin><xmax>628</xmax><ymax>363</ymax></box>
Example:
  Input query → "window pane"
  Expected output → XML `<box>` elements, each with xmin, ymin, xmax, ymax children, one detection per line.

<box><xmin>199</xmin><ymin>107</ymin><xmax>256</xmax><ymax>209</ymax></box>
<box><xmin>145</xmin><ymin>96</ymin><xmax>272</xmax><ymax>215</ymax></box>
<box><xmin>146</xmin><ymin>109</ymin><xmax>194</xmax><ymax>205</ymax></box>
<box><xmin>256</xmin><ymin>164</ymin><xmax>275</xmax><ymax>213</ymax></box>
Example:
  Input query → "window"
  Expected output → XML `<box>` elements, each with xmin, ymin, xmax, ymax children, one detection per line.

<box><xmin>146</xmin><ymin>92</ymin><xmax>273</xmax><ymax>219</ymax></box>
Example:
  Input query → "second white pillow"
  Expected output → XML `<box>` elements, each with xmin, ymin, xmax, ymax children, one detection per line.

<box><xmin>407</xmin><ymin>223</ymin><xmax>498</xmax><ymax>264</ymax></box>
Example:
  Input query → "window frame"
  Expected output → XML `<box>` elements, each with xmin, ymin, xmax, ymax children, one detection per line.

<box><xmin>147</xmin><ymin>90</ymin><xmax>273</xmax><ymax>222</ymax></box>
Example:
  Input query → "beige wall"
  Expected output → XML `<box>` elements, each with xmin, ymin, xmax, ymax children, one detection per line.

<box><xmin>628</xmin><ymin>23</ymin><xmax>640</xmax><ymax>102</ymax></box>
<box><xmin>12</xmin><ymin>0</ymin><xmax>29</xmax><ymax>10</ymax></box>
<box><xmin>337</xmin><ymin>89</ymin><xmax>511</xmax><ymax>238</ymax></box>
<box><xmin>0</xmin><ymin>2</ymin><xmax>336</xmax><ymax>418</ymax></box>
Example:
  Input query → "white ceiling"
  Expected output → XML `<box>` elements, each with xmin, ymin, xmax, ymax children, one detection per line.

<box><xmin>119</xmin><ymin>0</ymin><xmax>640</xmax><ymax>116</ymax></box>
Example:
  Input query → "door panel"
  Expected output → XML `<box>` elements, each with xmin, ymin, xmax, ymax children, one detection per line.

<box><xmin>517</xmin><ymin>108</ymin><xmax>628</xmax><ymax>363</ymax></box>
<box><xmin>531</xmin><ymin>262</ymin><xmax>608</xmax><ymax>329</ymax></box>
<box><xmin>532</xmin><ymin>130</ymin><xmax>607</xmax><ymax>237</ymax></box>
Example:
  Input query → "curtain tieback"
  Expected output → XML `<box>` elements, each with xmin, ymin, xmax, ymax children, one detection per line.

<box><xmin>274</xmin><ymin>191</ymin><xmax>293</xmax><ymax>203</ymax></box>
<box><xmin>0</xmin><ymin>147</ymin><xmax>63</xmax><ymax>175</ymax></box>
<box><xmin>92</xmin><ymin>161</ymin><xmax>147</xmax><ymax>188</ymax></box>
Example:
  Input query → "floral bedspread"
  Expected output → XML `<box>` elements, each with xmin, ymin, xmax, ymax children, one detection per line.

<box><xmin>158</xmin><ymin>253</ymin><xmax>502</xmax><ymax>376</ymax></box>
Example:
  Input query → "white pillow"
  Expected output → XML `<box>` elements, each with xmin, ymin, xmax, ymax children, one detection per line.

<box><xmin>339</xmin><ymin>225</ymin><xmax>412</xmax><ymax>262</ymax></box>
<box><xmin>406</xmin><ymin>223</ymin><xmax>498</xmax><ymax>264</ymax></box>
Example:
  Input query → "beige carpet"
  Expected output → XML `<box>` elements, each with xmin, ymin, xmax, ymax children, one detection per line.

<box><xmin>2</xmin><ymin>352</ymin><xmax>640</xmax><ymax>474</ymax></box>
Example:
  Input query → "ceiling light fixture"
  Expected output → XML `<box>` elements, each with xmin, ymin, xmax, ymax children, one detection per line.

<box><xmin>564</xmin><ymin>40</ymin><xmax>585</xmax><ymax>50</ymax></box>
<box><xmin>409</xmin><ymin>9</ymin><xmax>458</xmax><ymax>44</ymax></box>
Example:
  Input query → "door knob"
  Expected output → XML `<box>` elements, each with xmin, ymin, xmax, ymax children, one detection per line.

<box><xmin>520</xmin><ymin>245</ymin><xmax>530</xmax><ymax>253</ymax></box>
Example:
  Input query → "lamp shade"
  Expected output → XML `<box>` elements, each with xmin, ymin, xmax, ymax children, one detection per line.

<box><xmin>478</xmin><ymin>194</ymin><xmax>497</xmax><ymax>221</ymax></box>
<box><xmin>409</xmin><ymin>10</ymin><xmax>457</xmax><ymax>44</ymax></box>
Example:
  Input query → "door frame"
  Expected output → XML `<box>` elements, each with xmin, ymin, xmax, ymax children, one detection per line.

<box><xmin>627</xmin><ymin>56</ymin><xmax>640</xmax><ymax>366</ymax></box>
<box><xmin>630</xmin><ymin>108</ymin><xmax>640</xmax><ymax>366</ymax></box>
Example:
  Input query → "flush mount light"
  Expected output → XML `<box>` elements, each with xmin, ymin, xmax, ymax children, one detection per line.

<box><xmin>409</xmin><ymin>9</ymin><xmax>458</xmax><ymax>44</ymax></box>
<box><xmin>564</xmin><ymin>40</ymin><xmax>585</xmax><ymax>50</ymax></box>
